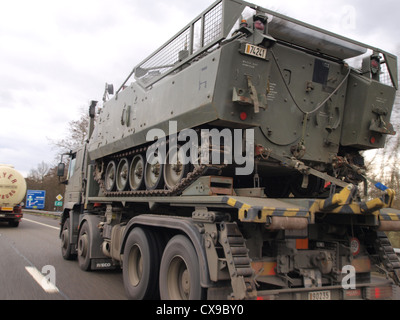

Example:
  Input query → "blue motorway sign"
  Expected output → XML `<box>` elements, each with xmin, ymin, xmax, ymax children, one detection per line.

<box><xmin>26</xmin><ymin>190</ymin><xmax>46</xmax><ymax>209</ymax></box>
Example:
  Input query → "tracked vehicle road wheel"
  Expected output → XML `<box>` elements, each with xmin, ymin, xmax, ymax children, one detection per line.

<box><xmin>159</xmin><ymin>235</ymin><xmax>203</xmax><ymax>300</ymax></box>
<box><xmin>116</xmin><ymin>158</ymin><xmax>130</xmax><ymax>191</ymax></box>
<box><xmin>164</xmin><ymin>146</ymin><xmax>190</xmax><ymax>190</ymax></box>
<box><xmin>264</xmin><ymin>176</ymin><xmax>291</xmax><ymax>198</ymax></box>
<box><xmin>104</xmin><ymin>161</ymin><xmax>117</xmax><ymax>192</ymax></box>
<box><xmin>290</xmin><ymin>174</ymin><xmax>324</xmax><ymax>198</ymax></box>
<box><xmin>129</xmin><ymin>154</ymin><xmax>145</xmax><ymax>191</ymax></box>
<box><xmin>144</xmin><ymin>153</ymin><xmax>164</xmax><ymax>190</ymax></box>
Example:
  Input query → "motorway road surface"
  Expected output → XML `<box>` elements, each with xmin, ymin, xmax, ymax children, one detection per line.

<box><xmin>0</xmin><ymin>213</ymin><xmax>127</xmax><ymax>300</ymax></box>
<box><xmin>1</xmin><ymin>213</ymin><xmax>399</xmax><ymax>301</ymax></box>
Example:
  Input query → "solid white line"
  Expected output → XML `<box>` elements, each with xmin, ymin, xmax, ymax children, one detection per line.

<box><xmin>25</xmin><ymin>266</ymin><xmax>59</xmax><ymax>293</ymax></box>
<box><xmin>23</xmin><ymin>218</ymin><xmax>59</xmax><ymax>231</ymax></box>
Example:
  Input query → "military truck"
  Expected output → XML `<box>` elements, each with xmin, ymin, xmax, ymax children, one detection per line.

<box><xmin>0</xmin><ymin>165</ymin><xmax>27</xmax><ymax>227</ymax></box>
<box><xmin>58</xmin><ymin>0</ymin><xmax>400</xmax><ymax>300</ymax></box>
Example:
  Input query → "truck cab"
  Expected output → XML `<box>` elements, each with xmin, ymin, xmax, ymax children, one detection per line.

<box><xmin>62</xmin><ymin>148</ymin><xmax>86</xmax><ymax>208</ymax></box>
<box><xmin>58</xmin><ymin>146</ymin><xmax>89</xmax><ymax>259</ymax></box>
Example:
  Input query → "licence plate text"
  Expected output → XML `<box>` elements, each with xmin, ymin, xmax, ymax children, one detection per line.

<box><xmin>245</xmin><ymin>44</ymin><xmax>267</xmax><ymax>59</ymax></box>
<box><xmin>308</xmin><ymin>290</ymin><xmax>331</xmax><ymax>300</ymax></box>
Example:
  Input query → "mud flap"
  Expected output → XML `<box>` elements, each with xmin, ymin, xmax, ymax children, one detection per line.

<box><xmin>91</xmin><ymin>258</ymin><xmax>116</xmax><ymax>270</ymax></box>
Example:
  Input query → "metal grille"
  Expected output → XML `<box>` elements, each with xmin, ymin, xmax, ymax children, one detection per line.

<box><xmin>135</xmin><ymin>0</ymin><xmax>225</xmax><ymax>87</ymax></box>
<box><xmin>139</xmin><ymin>27</ymin><xmax>191</xmax><ymax>85</ymax></box>
<box><xmin>380</xmin><ymin>62</ymin><xmax>394</xmax><ymax>87</ymax></box>
<box><xmin>204</xmin><ymin>1</ymin><xmax>223</xmax><ymax>46</ymax></box>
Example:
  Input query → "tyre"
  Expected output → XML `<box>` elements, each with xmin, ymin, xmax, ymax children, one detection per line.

<box><xmin>159</xmin><ymin>235</ymin><xmax>203</xmax><ymax>300</ymax></box>
<box><xmin>8</xmin><ymin>220</ymin><xmax>19</xmax><ymax>228</ymax></box>
<box><xmin>61</xmin><ymin>218</ymin><xmax>76</xmax><ymax>260</ymax></box>
<box><xmin>122</xmin><ymin>228</ymin><xmax>161</xmax><ymax>299</ymax></box>
<box><xmin>77</xmin><ymin>221</ymin><xmax>91</xmax><ymax>271</ymax></box>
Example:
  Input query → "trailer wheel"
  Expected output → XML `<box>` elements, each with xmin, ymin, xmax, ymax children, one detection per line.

<box><xmin>77</xmin><ymin>221</ymin><xmax>91</xmax><ymax>271</ymax></box>
<box><xmin>61</xmin><ymin>218</ymin><xmax>76</xmax><ymax>260</ymax></box>
<box><xmin>123</xmin><ymin>227</ymin><xmax>161</xmax><ymax>299</ymax></box>
<box><xmin>159</xmin><ymin>235</ymin><xmax>203</xmax><ymax>300</ymax></box>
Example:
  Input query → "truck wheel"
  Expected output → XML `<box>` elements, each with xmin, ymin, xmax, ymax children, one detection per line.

<box><xmin>123</xmin><ymin>227</ymin><xmax>161</xmax><ymax>299</ymax></box>
<box><xmin>159</xmin><ymin>235</ymin><xmax>203</xmax><ymax>300</ymax></box>
<box><xmin>8</xmin><ymin>220</ymin><xmax>19</xmax><ymax>228</ymax></box>
<box><xmin>77</xmin><ymin>221</ymin><xmax>91</xmax><ymax>271</ymax></box>
<box><xmin>61</xmin><ymin>218</ymin><xmax>76</xmax><ymax>260</ymax></box>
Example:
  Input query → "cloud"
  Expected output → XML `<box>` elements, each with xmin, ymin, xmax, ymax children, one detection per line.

<box><xmin>0</xmin><ymin>0</ymin><xmax>398</xmax><ymax>177</ymax></box>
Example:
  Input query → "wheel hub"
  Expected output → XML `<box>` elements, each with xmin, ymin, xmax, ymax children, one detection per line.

<box><xmin>78</xmin><ymin>234</ymin><xmax>88</xmax><ymax>257</ymax></box>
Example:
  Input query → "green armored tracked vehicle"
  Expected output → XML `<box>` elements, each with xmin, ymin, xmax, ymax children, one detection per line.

<box><xmin>59</xmin><ymin>0</ymin><xmax>400</xmax><ymax>300</ymax></box>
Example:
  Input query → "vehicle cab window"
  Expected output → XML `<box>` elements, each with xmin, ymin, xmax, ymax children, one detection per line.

<box><xmin>67</xmin><ymin>154</ymin><xmax>77</xmax><ymax>180</ymax></box>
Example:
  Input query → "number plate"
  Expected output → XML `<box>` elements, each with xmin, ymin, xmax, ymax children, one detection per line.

<box><xmin>0</xmin><ymin>214</ymin><xmax>6</xmax><ymax>218</ymax></box>
<box><xmin>244</xmin><ymin>44</ymin><xmax>267</xmax><ymax>59</ymax></box>
<box><xmin>308</xmin><ymin>290</ymin><xmax>331</xmax><ymax>300</ymax></box>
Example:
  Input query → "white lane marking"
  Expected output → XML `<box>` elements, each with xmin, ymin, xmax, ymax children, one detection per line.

<box><xmin>25</xmin><ymin>266</ymin><xmax>59</xmax><ymax>293</ymax></box>
<box><xmin>23</xmin><ymin>218</ymin><xmax>59</xmax><ymax>231</ymax></box>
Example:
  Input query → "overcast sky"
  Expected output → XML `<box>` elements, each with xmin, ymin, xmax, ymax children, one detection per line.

<box><xmin>1</xmin><ymin>0</ymin><xmax>399</xmax><ymax>177</ymax></box>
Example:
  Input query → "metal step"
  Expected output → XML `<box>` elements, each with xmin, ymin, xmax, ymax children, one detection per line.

<box><xmin>219</xmin><ymin>222</ymin><xmax>257</xmax><ymax>300</ymax></box>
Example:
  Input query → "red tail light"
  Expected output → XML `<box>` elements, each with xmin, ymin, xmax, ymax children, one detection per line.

<box><xmin>240</xmin><ymin>112</ymin><xmax>248</xmax><ymax>121</ymax></box>
<box><xmin>254</xmin><ymin>20</ymin><xmax>265</xmax><ymax>31</ymax></box>
<box><xmin>365</xmin><ymin>286</ymin><xmax>392</xmax><ymax>300</ymax></box>
<box><xmin>371</xmin><ymin>57</ymin><xmax>380</xmax><ymax>74</ymax></box>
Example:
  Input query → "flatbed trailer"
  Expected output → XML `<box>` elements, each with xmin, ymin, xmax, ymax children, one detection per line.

<box><xmin>59</xmin><ymin>151</ymin><xmax>400</xmax><ymax>300</ymax></box>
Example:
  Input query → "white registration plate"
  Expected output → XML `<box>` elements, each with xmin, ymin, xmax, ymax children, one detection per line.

<box><xmin>0</xmin><ymin>214</ymin><xmax>6</xmax><ymax>218</ymax></box>
<box><xmin>308</xmin><ymin>290</ymin><xmax>331</xmax><ymax>300</ymax></box>
<box><xmin>245</xmin><ymin>44</ymin><xmax>267</xmax><ymax>59</ymax></box>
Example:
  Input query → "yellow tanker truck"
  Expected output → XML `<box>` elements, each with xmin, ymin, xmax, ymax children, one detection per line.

<box><xmin>0</xmin><ymin>164</ymin><xmax>27</xmax><ymax>227</ymax></box>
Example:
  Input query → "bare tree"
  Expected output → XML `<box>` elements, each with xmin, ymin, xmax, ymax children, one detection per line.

<box><xmin>49</xmin><ymin>107</ymin><xmax>90</xmax><ymax>156</ymax></box>
<box><xmin>27</xmin><ymin>161</ymin><xmax>50</xmax><ymax>183</ymax></box>
<box><xmin>25</xmin><ymin>107</ymin><xmax>91</xmax><ymax>210</ymax></box>
<box><xmin>363</xmin><ymin>54</ymin><xmax>400</xmax><ymax>247</ymax></box>
<box><xmin>26</xmin><ymin>164</ymin><xmax>65</xmax><ymax>211</ymax></box>
<box><xmin>364</xmin><ymin>53</ymin><xmax>400</xmax><ymax>209</ymax></box>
